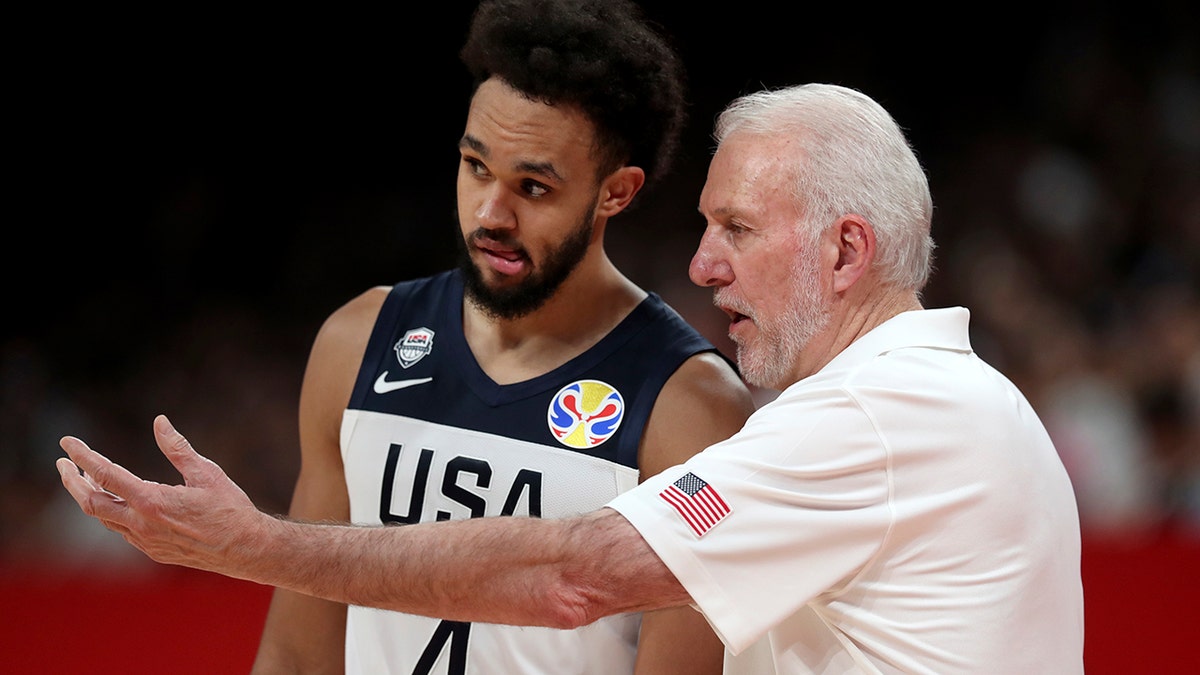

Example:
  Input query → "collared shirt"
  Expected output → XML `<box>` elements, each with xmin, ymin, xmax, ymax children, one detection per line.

<box><xmin>609</xmin><ymin>307</ymin><xmax>1084</xmax><ymax>674</ymax></box>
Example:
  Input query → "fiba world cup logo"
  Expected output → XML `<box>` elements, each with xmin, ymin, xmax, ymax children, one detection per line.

<box><xmin>394</xmin><ymin>327</ymin><xmax>435</xmax><ymax>369</ymax></box>
<box><xmin>547</xmin><ymin>380</ymin><xmax>624</xmax><ymax>449</ymax></box>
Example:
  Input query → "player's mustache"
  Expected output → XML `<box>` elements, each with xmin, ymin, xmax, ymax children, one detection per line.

<box><xmin>468</xmin><ymin>228</ymin><xmax>526</xmax><ymax>253</ymax></box>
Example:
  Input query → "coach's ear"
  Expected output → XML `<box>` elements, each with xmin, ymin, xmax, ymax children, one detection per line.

<box><xmin>596</xmin><ymin>166</ymin><xmax>646</xmax><ymax>218</ymax></box>
<box><xmin>831</xmin><ymin>214</ymin><xmax>875</xmax><ymax>293</ymax></box>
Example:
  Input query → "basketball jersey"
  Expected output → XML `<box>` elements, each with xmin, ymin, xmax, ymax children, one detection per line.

<box><xmin>341</xmin><ymin>270</ymin><xmax>721</xmax><ymax>675</ymax></box>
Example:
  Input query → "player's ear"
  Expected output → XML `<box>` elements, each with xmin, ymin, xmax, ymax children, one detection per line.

<box><xmin>595</xmin><ymin>166</ymin><xmax>645</xmax><ymax>217</ymax></box>
<box><xmin>831</xmin><ymin>214</ymin><xmax>876</xmax><ymax>293</ymax></box>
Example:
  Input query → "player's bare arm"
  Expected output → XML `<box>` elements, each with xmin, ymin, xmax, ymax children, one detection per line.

<box><xmin>633</xmin><ymin>350</ymin><xmax>756</xmax><ymax>675</ymax></box>
<box><xmin>56</xmin><ymin>415</ymin><xmax>691</xmax><ymax>626</ymax></box>
<box><xmin>251</xmin><ymin>286</ymin><xmax>389</xmax><ymax>674</ymax></box>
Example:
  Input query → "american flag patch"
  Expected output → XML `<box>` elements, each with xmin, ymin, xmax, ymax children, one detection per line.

<box><xmin>659</xmin><ymin>472</ymin><xmax>730</xmax><ymax>537</ymax></box>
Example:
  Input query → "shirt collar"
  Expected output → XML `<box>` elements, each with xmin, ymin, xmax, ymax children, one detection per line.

<box><xmin>820</xmin><ymin>307</ymin><xmax>973</xmax><ymax>375</ymax></box>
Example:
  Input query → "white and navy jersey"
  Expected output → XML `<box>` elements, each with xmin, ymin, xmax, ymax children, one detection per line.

<box><xmin>340</xmin><ymin>270</ymin><xmax>721</xmax><ymax>675</ymax></box>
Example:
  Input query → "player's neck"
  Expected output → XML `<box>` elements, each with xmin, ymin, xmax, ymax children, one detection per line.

<box><xmin>463</xmin><ymin>254</ymin><xmax>645</xmax><ymax>384</ymax></box>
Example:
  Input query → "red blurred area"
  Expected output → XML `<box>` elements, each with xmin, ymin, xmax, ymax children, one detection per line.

<box><xmin>2</xmin><ymin>533</ymin><xmax>1196</xmax><ymax>673</ymax></box>
<box><xmin>1</xmin><ymin>563</ymin><xmax>272</xmax><ymax>674</ymax></box>
<box><xmin>1079</xmin><ymin>532</ymin><xmax>1200</xmax><ymax>673</ymax></box>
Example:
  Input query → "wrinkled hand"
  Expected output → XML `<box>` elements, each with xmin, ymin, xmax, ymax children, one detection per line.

<box><xmin>56</xmin><ymin>414</ymin><xmax>269</xmax><ymax>577</ymax></box>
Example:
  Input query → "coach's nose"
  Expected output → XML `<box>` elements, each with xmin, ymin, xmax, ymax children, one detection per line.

<box><xmin>689</xmin><ymin>225</ymin><xmax>734</xmax><ymax>288</ymax></box>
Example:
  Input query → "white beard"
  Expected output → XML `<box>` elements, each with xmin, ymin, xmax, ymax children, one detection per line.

<box><xmin>722</xmin><ymin>248</ymin><xmax>830</xmax><ymax>390</ymax></box>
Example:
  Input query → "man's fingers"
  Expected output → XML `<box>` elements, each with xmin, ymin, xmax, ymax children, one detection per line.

<box><xmin>56</xmin><ymin>456</ymin><xmax>94</xmax><ymax>505</ymax></box>
<box><xmin>58</xmin><ymin>436</ymin><xmax>143</xmax><ymax>501</ymax></box>
<box><xmin>82</xmin><ymin>468</ymin><xmax>109</xmax><ymax>494</ymax></box>
<box><xmin>152</xmin><ymin>414</ymin><xmax>215</xmax><ymax>484</ymax></box>
<box><xmin>55</xmin><ymin>456</ymin><xmax>128</xmax><ymax>521</ymax></box>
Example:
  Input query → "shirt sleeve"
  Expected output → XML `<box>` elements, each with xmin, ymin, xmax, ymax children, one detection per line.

<box><xmin>607</xmin><ymin>384</ymin><xmax>893</xmax><ymax>653</ymax></box>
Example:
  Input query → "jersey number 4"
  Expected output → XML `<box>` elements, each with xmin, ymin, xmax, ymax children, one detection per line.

<box><xmin>414</xmin><ymin>619</ymin><xmax>470</xmax><ymax>674</ymax></box>
<box><xmin>378</xmin><ymin>443</ymin><xmax>534</xmax><ymax>674</ymax></box>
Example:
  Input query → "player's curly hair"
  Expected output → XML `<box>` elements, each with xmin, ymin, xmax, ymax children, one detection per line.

<box><xmin>460</xmin><ymin>0</ymin><xmax>686</xmax><ymax>189</ymax></box>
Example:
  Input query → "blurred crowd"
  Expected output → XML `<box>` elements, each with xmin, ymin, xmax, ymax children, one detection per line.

<box><xmin>2</xmin><ymin>8</ymin><xmax>1197</xmax><ymax>569</ymax></box>
<box><xmin>927</xmin><ymin>23</ymin><xmax>1200</xmax><ymax>540</ymax></box>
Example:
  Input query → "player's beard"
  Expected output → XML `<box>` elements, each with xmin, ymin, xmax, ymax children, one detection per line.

<box><xmin>722</xmin><ymin>244</ymin><xmax>831</xmax><ymax>390</ymax></box>
<box><xmin>457</xmin><ymin>206</ymin><xmax>596</xmax><ymax>320</ymax></box>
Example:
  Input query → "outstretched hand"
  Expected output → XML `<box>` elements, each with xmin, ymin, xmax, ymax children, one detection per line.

<box><xmin>56</xmin><ymin>414</ymin><xmax>269</xmax><ymax>577</ymax></box>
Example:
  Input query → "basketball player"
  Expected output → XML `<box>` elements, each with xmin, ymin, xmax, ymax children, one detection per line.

<box><xmin>246</xmin><ymin>0</ymin><xmax>755</xmax><ymax>673</ymax></box>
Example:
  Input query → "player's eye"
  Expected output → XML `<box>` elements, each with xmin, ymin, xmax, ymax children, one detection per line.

<box><xmin>463</xmin><ymin>157</ymin><xmax>490</xmax><ymax>178</ymax></box>
<box><xmin>522</xmin><ymin>180</ymin><xmax>550</xmax><ymax>198</ymax></box>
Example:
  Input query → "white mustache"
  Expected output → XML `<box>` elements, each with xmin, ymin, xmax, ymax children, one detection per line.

<box><xmin>713</xmin><ymin>290</ymin><xmax>753</xmax><ymax>320</ymax></box>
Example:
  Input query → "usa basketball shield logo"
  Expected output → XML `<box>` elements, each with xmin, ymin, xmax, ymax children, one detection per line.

<box><xmin>547</xmin><ymin>380</ymin><xmax>624</xmax><ymax>449</ymax></box>
<box><xmin>393</xmin><ymin>327</ymin><xmax>435</xmax><ymax>369</ymax></box>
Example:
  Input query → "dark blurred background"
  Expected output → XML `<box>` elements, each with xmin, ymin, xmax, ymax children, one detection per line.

<box><xmin>3</xmin><ymin>2</ymin><xmax>1198</xmax><ymax>672</ymax></box>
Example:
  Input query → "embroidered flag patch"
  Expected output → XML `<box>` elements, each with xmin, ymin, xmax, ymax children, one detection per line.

<box><xmin>659</xmin><ymin>472</ymin><xmax>730</xmax><ymax>537</ymax></box>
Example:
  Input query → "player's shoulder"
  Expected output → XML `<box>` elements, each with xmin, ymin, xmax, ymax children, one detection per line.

<box><xmin>638</xmin><ymin>350</ymin><xmax>755</xmax><ymax>475</ymax></box>
<box><xmin>635</xmin><ymin>294</ymin><xmax>755</xmax><ymax>425</ymax></box>
<box><xmin>671</xmin><ymin>351</ymin><xmax>754</xmax><ymax>408</ymax></box>
<box><xmin>655</xmin><ymin>350</ymin><xmax>756</xmax><ymax>437</ymax></box>
<box><xmin>324</xmin><ymin>285</ymin><xmax>391</xmax><ymax>332</ymax></box>
<box><xmin>305</xmin><ymin>285</ymin><xmax>392</xmax><ymax>364</ymax></box>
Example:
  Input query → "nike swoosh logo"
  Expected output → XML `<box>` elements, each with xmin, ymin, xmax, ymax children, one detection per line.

<box><xmin>373</xmin><ymin>372</ymin><xmax>434</xmax><ymax>394</ymax></box>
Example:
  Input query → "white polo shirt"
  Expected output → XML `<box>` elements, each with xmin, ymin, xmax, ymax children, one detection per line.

<box><xmin>608</xmin><ymin>308</ymin><xmax>1084</xmax><ymax>674</ymax></box>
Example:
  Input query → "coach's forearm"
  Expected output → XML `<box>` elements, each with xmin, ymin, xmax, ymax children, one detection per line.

<box><xmin>57</xmin><ymin>419</ymin><xmax>691</xmax><ymax>628</ymax></box>
<box><xmin>237</xmin><ymin>507</ymin><xmax>689</xmax><ymax>628</ymax></box>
